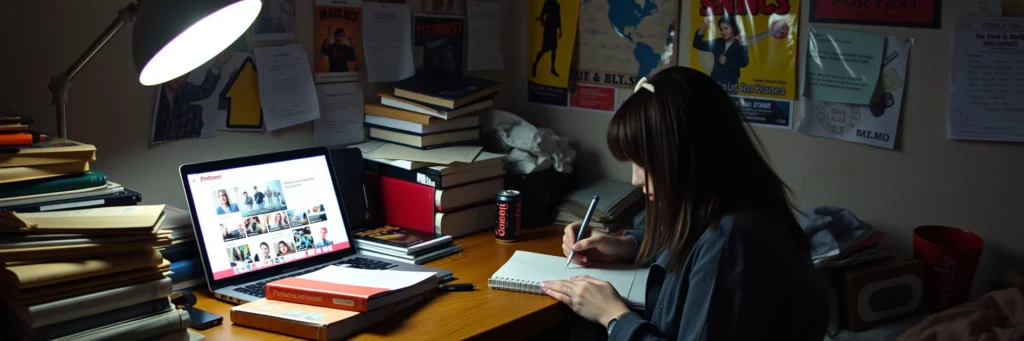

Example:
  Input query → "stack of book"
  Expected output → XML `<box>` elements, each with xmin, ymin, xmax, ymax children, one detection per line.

<box><xmin>0</xmin><ymin>138</ymin><xmax>142</xmax><ymax>213</ymax></box>
<box><xmin>554</xmin><ymin>180</ymin><xmax>645</xmax><ymax>233</ymax></box>
<box><xmin>232</xmin><ymin>266</ymin><xmax>436</xmax><ymax>340</ymax></box>
<box><xmin>353</xmin><ymin>225</ymin><xmax>461</xmax><ymax>265</ymax></box>
<box><xmin>0</xmin><ymin>205</ymin><xmax>192</xmax><ymax>340</ymax></box>
<box><xmin>158</xmin><ymin>206</ymin><xmax>205</xmax><ymax>292</ymax></box>
<box><xmin>351</xmin><ymin>72</ymin><xmax>505</xmax><ymax>239</ymax></box>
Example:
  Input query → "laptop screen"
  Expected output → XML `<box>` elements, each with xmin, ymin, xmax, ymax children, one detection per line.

<box><xmin>185</xmin><ymin>155</ymin><xmax>351</xmax><ymax>281</ymax></box>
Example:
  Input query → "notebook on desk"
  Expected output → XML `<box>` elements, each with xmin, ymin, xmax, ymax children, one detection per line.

<box><xmin>488</xmin><ymin>251</ymin><xmax>650</xmax><ymax>309</ymax></box>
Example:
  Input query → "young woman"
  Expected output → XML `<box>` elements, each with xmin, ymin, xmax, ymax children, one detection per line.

<box><xmin>541</xmin><ymin>67</ymin><xmax>828</xmax><ymax>340</ymax></box>
<box><xmin>692</xmin><ymin>15</ymin><xmax>749</xmax><ymax>93</ymax></box>
<box><xmin>215</xmin><ymin>189</ymin><xmax>239</xmax><ymax>215</ymax></box>
<box><xmin>277</xmin><ymin>240</ymin><xmax>293</xmax><ymax>257</ymax></box>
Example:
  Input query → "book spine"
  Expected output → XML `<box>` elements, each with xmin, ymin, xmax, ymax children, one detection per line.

<box><xmin>364</xmin><ymin>159</ymin><xmax>443</xmax><ymax>189</ymax></box>
<box><xmin>366</xmin><ymin>136</ymin><xmax>481</xmax><ymax>150</ymax></box>
<box><xmin>52</xmin><ymin>308</ymin><xmax>189</xmax><ymax>341</ymax></box>
<box><xmin>31</xmin><ymin>277</ymin><xmax>173</xmax><ymax>328</ymax></box>
<box><xmin>265</xmin><ymin>282</ymin><xmax>369</xmax><ymax>312</ymax></box>
<box><xmin>231</xmin><ymin>309</ymin><xmax>326</xmax><ymax>341</ymax></box>
<box><xmin>38</xmin><ymin>297</ymin><xmax>172</xmax><ymax>339</ymax></box>
<box><xmin>0</xmin><ymin>171</ymin><xmax>107</xmax><ymax>199</ymax></box>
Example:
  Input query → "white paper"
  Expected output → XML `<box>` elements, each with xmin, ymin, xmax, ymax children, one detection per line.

<box><xmin>965</xmin><ymin>0</ymin><xmax>1004</xmax><ymax>17</ymax></box>
<box><xmin>466</xmin><ymin>0</ymin><xmax>503</xmax><ymax>71</ymax></box>
<box><xmin>797</xmin><ymin>35</ymin><xmax>913</xmax><ymax>149</ymax></box>
<box><xmin>253</xmin><ymin>44</ymin><xmax>321</xmax><ymax>131</ymax></box>
<box><xmin>252</xmin><ymin>0</ymin><xmax>296</xmax><ymax>41</ymax></box>
<box><xmin>313</xmin><ymin>83</ymin><xmax>365</xmax><ymax>146</ymax></box>
<box><xmin>362</xmin><ymin>3</ymin><xmax>415</xmax><ymax>82</ymax></box>
<box><xmin>301</xmin><ymin>265</ymin><xmax>435</xmax><ymax>290</ymax></box>
<box><xmin>948</xmin><ymin>19</ymin><xmax>1024</xmax><ymax>143</ymax></box>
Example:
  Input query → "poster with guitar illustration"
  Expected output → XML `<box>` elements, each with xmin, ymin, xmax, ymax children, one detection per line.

<box><xmin>688</xmin><ymin>0</ymin><xmax>799</xmax><ymax>128</ymax></box>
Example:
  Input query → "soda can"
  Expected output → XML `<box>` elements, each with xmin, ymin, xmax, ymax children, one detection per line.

<box><xmin>495</xmin><ymin>190</ymin><xmax>523</xmax><ymax>242</ymax></box>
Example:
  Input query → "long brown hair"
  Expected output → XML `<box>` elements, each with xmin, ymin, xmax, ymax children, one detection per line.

<box><xmin>607</xmin><ymin>66</ymin><xmax>808</xmax><ymax>272</ymax></box>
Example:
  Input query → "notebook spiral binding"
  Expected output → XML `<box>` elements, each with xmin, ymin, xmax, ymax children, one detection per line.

<box><xmin>488</xmin><ymin>277</ymin><xmax>544</xmax><ymax>295</ymax></box>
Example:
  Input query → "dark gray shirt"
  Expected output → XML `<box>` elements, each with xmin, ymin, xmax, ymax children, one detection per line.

<box><xmin>610</xmin><ymin>211</ymin><xmax>829</xmax><ymax>340</ymax></box>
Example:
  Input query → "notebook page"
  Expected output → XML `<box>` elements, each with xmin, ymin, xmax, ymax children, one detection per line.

<box><xmin>491</xmin><ymin>251</ymin><xmax>638</xmax><ymax>298</ymax></box>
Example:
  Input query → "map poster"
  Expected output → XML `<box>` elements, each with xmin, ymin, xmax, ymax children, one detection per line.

<box><xmin>575</xmin><ymin>0</ymin><xmax>680</xmax><ymax>89</ymax></box>
<box><xmin>527</xmin><ymin>0</ymin><xmax>579</xmax><ymax>106</ymax></box>
<box><xmin>689</xmin><ymin>0</ymin><xmax>800</xmax><ymax>128</ymax></box>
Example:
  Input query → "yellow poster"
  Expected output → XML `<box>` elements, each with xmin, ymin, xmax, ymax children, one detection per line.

<box><xmin>689</xmin><ymin>0</ymin><xmax>799</xmax><ymax>127</ymax></box>
<box><xmin>527</xmin><ymin>0</ymin><xmax>579</xmax><ymax>106</ymax></box>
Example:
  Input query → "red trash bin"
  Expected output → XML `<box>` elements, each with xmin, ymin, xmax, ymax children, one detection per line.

<box><xmin>912</xmin><ymin>225</ymin><xmax>984</xmax><ymax>312</ymax></box>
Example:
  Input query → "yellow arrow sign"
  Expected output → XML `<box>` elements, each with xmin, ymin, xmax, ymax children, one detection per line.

<box><xmin>221</xmin><ymin>57</ymin><xmax>263</xmax><ymax>128</ymax></box>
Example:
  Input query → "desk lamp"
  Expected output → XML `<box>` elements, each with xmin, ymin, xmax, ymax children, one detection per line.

<box><xmin>47</xmin><ymin>0</ymin><xmax>263</xmax><ymax>138</ymax></box>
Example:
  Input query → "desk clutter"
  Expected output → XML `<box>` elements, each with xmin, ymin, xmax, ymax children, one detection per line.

<box><xmin>0</xmin><ymin>205</ymin><xmax>193</xmax><ymax>340</ymax></box>
<box><xmin>554</xmin><ymin>179</ymin><xmax>643</xmax><ymax>234</ymax></box>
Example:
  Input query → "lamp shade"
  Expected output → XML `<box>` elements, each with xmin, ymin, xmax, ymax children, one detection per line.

<box><xmin>133</xmin><ymin>0</ymin><xmax>262</xmax><ymax>86</ymax></box>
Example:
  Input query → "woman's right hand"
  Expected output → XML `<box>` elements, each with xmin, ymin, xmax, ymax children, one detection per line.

<box><xmin>562</xmin><ymin>222</ymin><xmax>635</xmax><ymax>266</ymax></box>
<box><xmin>701</xmin><ymin>17</ymin><xmax>711</xmax><ymax>32</ymax></box>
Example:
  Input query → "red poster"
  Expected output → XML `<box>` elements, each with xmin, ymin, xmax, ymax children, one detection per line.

<box><xmin>809</xmin><ymin>0</ymin><xmax>942</xmax><ymax>28</ymax></box>
<box><xmin>569</xmin><ymin>85</ymin><xmax>616</xmax><ymax>112</ymax></box>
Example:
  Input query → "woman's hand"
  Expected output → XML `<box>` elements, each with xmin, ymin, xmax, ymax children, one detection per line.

<box><xmin>719</xmin><ymin>55</ymin><xmax>726</xmax><ymax>65</ymax></box>
<box><xmin>541</xmin><ymin>276</ymin><xmax>631</xmax><ymax>327</ymax></box>
<box><xmin>562</xmin><ymin>222</ymin><xmax>635</xmax><ymax>266</ymax></box>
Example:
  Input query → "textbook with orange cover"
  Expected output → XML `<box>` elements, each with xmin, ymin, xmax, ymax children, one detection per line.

<box><xmin>231</xmin><ymin>295</ymin><xmax>424</xmax><ymax>341</ymax></box>
<box><xmin>264</xmin><ymin>265</ymin><xmax>436</xmax><ymax>312</ymax></box>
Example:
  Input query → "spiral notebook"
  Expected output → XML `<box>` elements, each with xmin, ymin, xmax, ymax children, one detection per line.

<box><xmin>488</xmin><ymin>251</ymin><xmax>650</xmax><ymax>309</ymax></box>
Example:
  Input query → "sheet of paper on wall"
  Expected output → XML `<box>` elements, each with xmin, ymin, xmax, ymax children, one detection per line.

<box><xmin>423</xmin><ymin>0</ymin><xmax>465</xmax><ymax>14</ymax></box>
<box><xmin>568</xmin><ymin>84</ymin><xmax>619</xmax><ymax>114</ymax></box>
<box><xmin>368</xmin><ymin>143</ymin><xmax>481</xmax><ymax>164</ymax></box>
<box><xmin>252</xmin><ymin>0</ymin><xmax>296</xmax><ymax>41</ymax></box>
<box><xmin>466</xmin><ymin>0</ymin><xmax>503</xmax><ymax>71</ymax></box>
<box><xmin>252</xmin><ymin>44</ymin><xmax>321</xmax><ymax>132</ymax></box>
<box><xmin>413</xmin><ymin>14</ymin><xmax>466</xmax><ymax>74</ymax></box>
<box><xmin>217</xmin><ymin>55</ymin><xmax>265</xmax><ymax>131</ymax></box>
<box><xmin>362</xmin><ymin>2</ymin><xmax>416</xmax><ymax>83</ymax></box>
<box><xmin>313</xmin><ymin>82</ymin><xmax>364</xmax><ymax>147</ymax></box>
<box><xmin>313</xmin><ymin>0</ymin><xmax>362</xmax><ymax>83</ymax></box>
<box><xmin>151</xmin><ymin>52</ymin><xmax>254</xmax><ymax>142</ymax></box>
<box><xmin>948</xmin><ymin>18</ymin><xmax>1024</xmax><ymax>143</ymax></box>
<box><xmin>797</xmin><ymin>35</ymin><xmax>913</xmax><ymax>149</ymax></box>
<box><xmin>805</xmin><ymin>27</ymin><xmax>884</xmax><ymax>106</ymax></box>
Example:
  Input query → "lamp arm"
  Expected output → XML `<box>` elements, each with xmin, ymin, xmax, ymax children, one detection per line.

<box><xmin>48</xmin><ymin>2</ymin><xmax>139</xmax><ymax>138</ymax></box>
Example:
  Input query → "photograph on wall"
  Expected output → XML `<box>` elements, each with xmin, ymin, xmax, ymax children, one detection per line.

<box><xmin>797</xmin><ymin>33</ymin><xmax>913</xmax><ymax>149</ymax></box>
<box><xmin>413</xmin><ymin>14</ymin><xmax>466</xmax><ymax>74</ymax></box>
<box><xmin>526</xmin><ymin>0</ymin><xmax>579</xmax><ymax>106</ymax></box>
<box><xmin>688</xmin><ymin>0</ymin><xmax>800</xmax><ymax>128</ymax></box>
<box><xmin>253</xmin><ymin>0</ymin><xmax>296</xmax><ymax>41</ymax></box>
<box><xmin>810</xmin><ymin>0</ymin><xmax>941</xmax><ymax>28</ymax></box>
<box><xmin>423</xmin><ymin>0</ymin><xmax>466</xmax><ymax>14</ymax></box>
<box><xmin>314</xmin><ymin>0</ymin><xmax>362</xmax><ymax>83</ymax></box>
<box><xmin>575</xmin><ymin>0</ymin><xmax>680</xmax><ymax>89</ymax></box>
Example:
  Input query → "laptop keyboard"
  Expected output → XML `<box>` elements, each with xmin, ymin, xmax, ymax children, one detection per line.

<box><xmin>232</xmin><ymin>257</ymin><xmax>398</xmax><ymax>298</ymax></box>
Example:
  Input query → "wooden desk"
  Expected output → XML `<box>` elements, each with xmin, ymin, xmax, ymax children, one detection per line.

<box><xmin>192</xmin><ymin>226</ymin><xmax>571</xmax><ymax>340</ymax></box>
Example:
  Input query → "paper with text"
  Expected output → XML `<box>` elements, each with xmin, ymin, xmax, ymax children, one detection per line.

<box><xmin>253</xmin><ymin>44</ymin><xmax>322</xmax><ymax>131</ymax></box>
<box><xmin>466</xmin><ymin>0</ymin><xmax>503</xmax><ymax>71</ymax></box>
<box><xmin>314</xmin><ymin>82</ymin><xmax>365</xmax><ymax>147</ymax></box>
<box><xmin>805</xmin><ymin>27</ymin><xmax>884</xmax><ymax>105</ymax></box>
<box><xmin>362</xmin><ymin>3</ymin><xmax>415</xmax><ymax>82</ymax></box>
<box><xmin>948</xmin><ymin>19</ymin><xmax>1024</xmax><ymax>142</ymax></box>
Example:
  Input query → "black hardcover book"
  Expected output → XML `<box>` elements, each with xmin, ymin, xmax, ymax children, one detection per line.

<box><xmin>353</xmin><ymin>225</ymin><xmax>450</xmax><ymax>253</ymax></box>
<box><xmin>3</xmin><ymin>189</ymin><xmax>141</xmax><ymax>213</ymax></box>
<box><xmin>392</xmin><ymin>72</ymin><xmax>499</xmax><ymax>108</ymax></box>
<box><xmin>413</xmin><ymin>14</ymin><xmax>465</xmax><ymax>74</ymax></box>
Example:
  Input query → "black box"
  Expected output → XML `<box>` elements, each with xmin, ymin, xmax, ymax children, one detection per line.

<box><xmin>504</xmin><ymin>168</ymin><xmax>572</xmax><ymax>229</ymax></box>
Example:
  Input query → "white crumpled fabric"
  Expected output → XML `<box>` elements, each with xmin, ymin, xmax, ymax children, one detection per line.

<box><xmin>483</xmin><ymin>110</ymin><xmax>576</xmax><ymax>174</ymax></box>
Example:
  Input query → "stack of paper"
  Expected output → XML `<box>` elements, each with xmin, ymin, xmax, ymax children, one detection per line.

<box><xmin>0</xmin><ymin>205</ymin><xmax>192</xmax><ymax>340</ymax></box>
<box><xmin>554</xmin><ymin>180</ymin><xmax>644</xmax><ymax>233</ymax></box>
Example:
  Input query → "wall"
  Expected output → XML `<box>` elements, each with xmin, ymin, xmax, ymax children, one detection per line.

<box><xmin>507</xmin><ymin>1</ymin><xmax>1023</xmax><ymax>295</ymax></box>
<box><xmin>0</xmin><ymin>0</ymin><xmax>514</xmax><ymax>210</ymax></box>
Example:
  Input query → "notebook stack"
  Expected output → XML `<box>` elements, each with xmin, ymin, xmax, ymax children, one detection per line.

<box><xmin>366</xmin><ymin>72</ymin><xmax>498</xmax><ymax>150</ymax></box>
<box><xmin>0</xmin><ymin>205</ymin><xmax>192</xmax><ymax>341</ymax></box>
<box><xmin>352</xmin><ymin>140</ymin><xmax>506</xmax><ymax>239</ymax></box>
<box><xmin>554</xmin><ymin>180</ymin><xmax>645</xmax><ymax>233</ymax></box>
<box><xmin>158</xmin><ymin>206</ymin><xmax>206</xmax><ymax>292</ymax></box>
<box><xmin>353</xmin><ymin>225</ymin><xmax>461</xmax><ymax>265</ymax></box>
<box><xmin>0</xmin><ymin>137</ymin><xmax>142</xmax><ymax>213</ymax></box>
<box><xmin>232</xmin><ymin>266</ymin><xmax>436</xmax><ymax>341</ymax></box>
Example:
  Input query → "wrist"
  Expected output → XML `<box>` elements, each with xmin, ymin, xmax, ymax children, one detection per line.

<box><xmin>602</xmin><ymin>307</ymin><xmax>630</xmax><ymax>328</ymax></box>
<box><xmin>616</xmin><ymin>235</ymin><xmax>636</xmax><ymax>262</ymax></box>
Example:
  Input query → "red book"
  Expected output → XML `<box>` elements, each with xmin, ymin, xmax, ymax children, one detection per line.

<box><xmin>379</xmin><ymin>175</ymin><xmax>500</xmax><ymax>233</ymax></box>
<box><xmin>264</xmin><ymin>266</ymin><xmax>437</xmax><ymax>312</ymax></box>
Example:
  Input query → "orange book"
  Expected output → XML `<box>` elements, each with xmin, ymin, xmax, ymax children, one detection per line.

<box><xmin>231</xmin><ymin>296</ymin><xmax>425</xmax><ymax>341</ymax></box>
<box><xmin>264</xmin><ymin>265</ymin><xmax>437</xmax><ymax>312</ymax></box>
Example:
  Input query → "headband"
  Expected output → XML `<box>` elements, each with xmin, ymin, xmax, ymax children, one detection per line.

<box><xmin>634</xmin><ymin>77</ymin><xmax>655</xmax><ymax>93</ymax></box>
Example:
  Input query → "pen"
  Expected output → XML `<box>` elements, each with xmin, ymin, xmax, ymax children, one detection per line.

<box><xmin>566</xmin><ymin>195</ymin><xmax>600</xmax><ymax>268</ymax></box>
<box><xmin>0</xmin><ymin>132</ymin><xmax>47</xmax><ymax>146</ymax></box>
<box><xmin>438</xmin><ymin>283</ymin><xmax>476</xmax><ymax>292</ymax></box>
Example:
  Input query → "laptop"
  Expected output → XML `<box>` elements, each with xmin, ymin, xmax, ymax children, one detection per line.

<box><xmin>179</xmin><ymin>147</ymin><xmax>453</xmax><ymax>304</ymax></box>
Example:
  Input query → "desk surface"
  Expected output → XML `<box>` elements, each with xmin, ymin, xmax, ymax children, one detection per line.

<box><xmin>192</xmin><ymin>226</ymin><xmax>571</xmax><ymax>340</ymax></box>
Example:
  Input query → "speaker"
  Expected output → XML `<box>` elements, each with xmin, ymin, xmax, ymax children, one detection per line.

<box><xmin>833</xmin><ymin>259</ymin><xmax>924</xmax><ymax>331</ymax></box>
